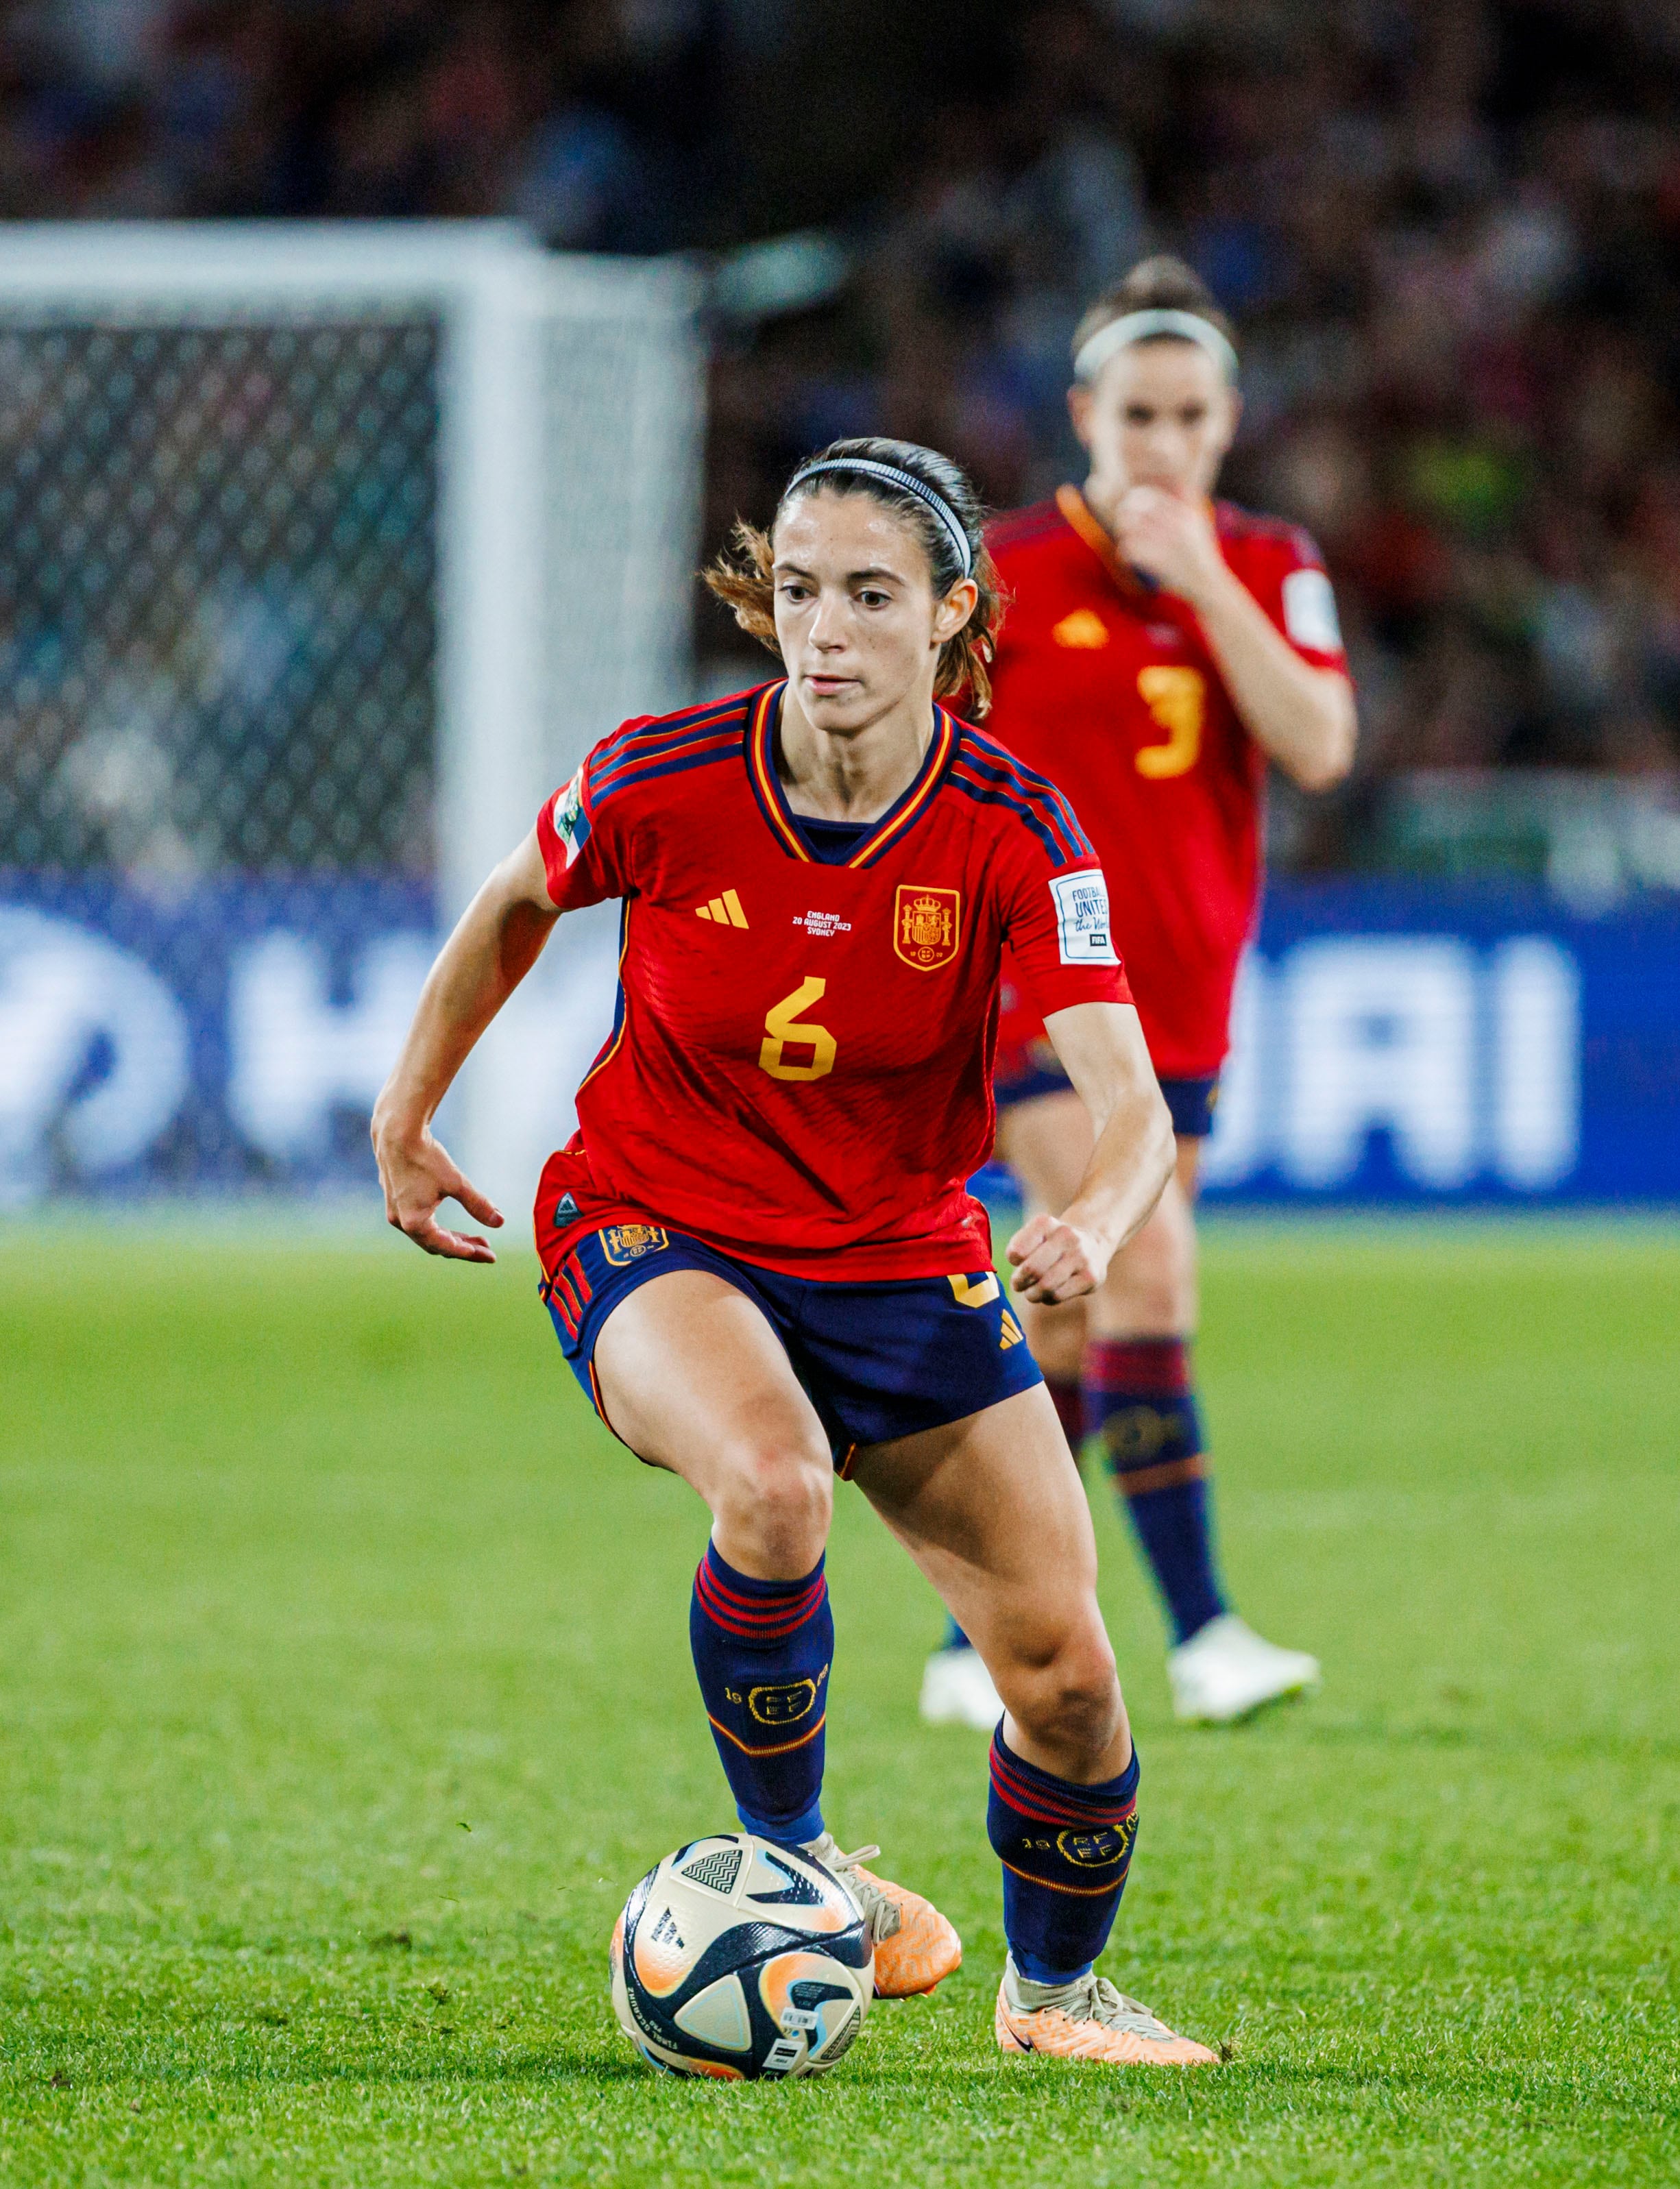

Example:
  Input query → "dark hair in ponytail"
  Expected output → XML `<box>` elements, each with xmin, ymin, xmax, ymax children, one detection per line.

<box><xmin>705</xmin><ymin>437</ymin><xmax>1003</xmax><ymax>717</ymax></box>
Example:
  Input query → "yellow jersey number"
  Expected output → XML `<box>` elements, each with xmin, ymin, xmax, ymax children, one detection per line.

<box><xmin>1134</xmin><ymin>665</ymin><xmax>1205</xmax><ymax>779</ymax></box>
<box><xmin>759</xmin><ymin>976</ymin><xmax>837</xmax><ymax>1083</ymax></box>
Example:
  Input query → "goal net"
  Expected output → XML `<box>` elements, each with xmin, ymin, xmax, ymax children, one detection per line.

<box><xmin>0</xmin><ymin>223</ymin><xmax>701</xmax><ymax>1214</ymax></box>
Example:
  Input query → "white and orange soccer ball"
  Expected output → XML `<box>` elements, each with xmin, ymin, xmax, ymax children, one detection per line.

<box><xmin>609</xmin><ymin>1833</ymin><xmax>873</xmax><ymax>2080</ymax></box>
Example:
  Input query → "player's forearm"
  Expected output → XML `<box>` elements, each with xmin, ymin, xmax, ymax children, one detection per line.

<box><xmin>1189</xmin><ymin>568</ymin><xmax>1356</xmax><ymax>792</ymax></box>
<box><xmin>1062</xmin><ymin>1080</ymin><xmax>1176</xmax><ymax>1263</ymax></box>
<box><xmin>374</xmin><ymin>867</ymin><xmax>555</xmax><ymax>1138</ymax></box>
<box><xmin>1043</xmin><ymin>1002</ymin><xmax>1176</xmax><ymax>1262</ymax></box>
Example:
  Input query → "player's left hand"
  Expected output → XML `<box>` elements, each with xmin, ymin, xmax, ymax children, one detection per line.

<box><xmin>1112</xmin><ymin>486</ymin><xmax>1226</xmax><ymax>607</ymax></box>
<box><xmin>1006</xmin><ymin>1214</ymin><xmax>1110</xmax><ymax>1304</ymax></box>
<box><xmin>374</xmin><ymin>1118</ymin><xmax>504</xmax><ymax>1264</ymax></box>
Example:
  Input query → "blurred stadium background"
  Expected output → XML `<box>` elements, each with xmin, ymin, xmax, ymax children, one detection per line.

<box><xmin>1</xmin><ymin>0</ymin><xmax>1677</xmax><ymax>1219</ymax></box>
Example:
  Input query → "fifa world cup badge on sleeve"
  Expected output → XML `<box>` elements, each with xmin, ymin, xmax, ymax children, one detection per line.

<box><xmin>552</xmin><ymin>769</ymin><xmax>591</xmax><ymax>866</ymax></box>
<box><xmin>1282</xmin><ymin>566</ymin><xmax>1342</xmax><ymax>652</ymax></box>
<box><xmin>893</xmin><ymin>885</ymin><xmax>962</xmax><ymax>970</ymax></box>
<box><xmin>1049</xmin><ymin>871</ymin><xmax>1120</xmax><ymax>966</ymax></box>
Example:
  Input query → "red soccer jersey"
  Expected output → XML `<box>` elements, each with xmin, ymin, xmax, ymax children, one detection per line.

<box><xmin>986</xmin><ymin>487</ymin><xmax>1348</xmax><ymax>1080</ymax></box>
<box><xmin>532</xmin><ymin>682</ymin><xmax>1129</xmax><ymax>1281</ymax></box>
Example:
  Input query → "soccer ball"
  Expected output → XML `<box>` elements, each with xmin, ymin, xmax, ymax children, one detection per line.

<box><xmin>609</xmin><ymin>1833</ymin><xmax>873</xmax><ymax>2080</ymax></box>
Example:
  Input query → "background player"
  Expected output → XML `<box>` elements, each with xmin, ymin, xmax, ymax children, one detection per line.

<box><xmin>922</xmin><ymin>259</ymin><xmax>1357</xmax><ymax>1732</ymax></box>
<box><xmin>372</xmin><ymin>438</ymin><xmax>1219</xmax><ymax>2067</ymax></box>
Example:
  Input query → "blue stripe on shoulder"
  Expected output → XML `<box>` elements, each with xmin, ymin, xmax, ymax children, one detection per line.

<box><xmin>590</xmin><ymin>720</ymin><xmax>741</xmax><ymax>794</ymax></box>
<box><xmin>953</xmin><ymin>734</ymin><xmax>1092</xmax><ymax>861</ymax></box>
<box><xmin>962</xmin><ymin>729</ymin><xmax>1094</xmax><ymax>857</ymax></box>
<box><xmin>944</xmin><ymin>770</ymin><xmax>1067</xmax><ymax>864</ymax></box>
<box><xmin>589</xmin><ymin>694</ymin><xmax>751</xmax><ymax>775</ymax></box>
<box><xmin>589</xmin><ymin>739</ymin><xmax>741</xmax><ymax>810</ymax></box>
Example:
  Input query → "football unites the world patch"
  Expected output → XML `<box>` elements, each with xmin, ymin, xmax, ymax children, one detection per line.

<box><xmin>1048</xmin><ymin>870</ymin><xmax>1119</xmax><ymax>966</ymax></box>
<box><xmin>893</xmin><ymin>885</ymin><xmax>961</xmax><ymax>970</ymax></box>
<box><xmin>1281</xmin><ymin>565</ymin><xmax>1343</xmax><ymax>652</ymax></box>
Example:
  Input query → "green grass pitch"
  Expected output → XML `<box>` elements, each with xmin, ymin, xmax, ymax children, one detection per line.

<box><xmin>2</xmin><ymin>1220</ymin><xmax>1677</xmax><ymax>2186</ymax></box>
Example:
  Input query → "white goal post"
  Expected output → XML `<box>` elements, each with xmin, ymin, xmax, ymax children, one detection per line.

<box><xmin>0</xmin><ymin>223</ymin><xmax>702</xmax><ymax>1216</ymax></box>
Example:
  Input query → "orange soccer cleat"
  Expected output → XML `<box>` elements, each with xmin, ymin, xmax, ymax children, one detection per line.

<box><xmin>804</xmin><ymin>1833</ymin><xmax>962</xmax><ymax>1998</ymax></box>
<box><xmin>995</xmin><ymin>1961</ymin><xmax>1219</xmax><ymax>2066</ymax></box>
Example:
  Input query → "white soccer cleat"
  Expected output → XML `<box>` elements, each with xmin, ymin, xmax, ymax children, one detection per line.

<box><xmin>1168</xmin><ymin>1612</ymin><xmax>1320</xmax><ymax>1724</ymax></box>
<box><xmin>919</xmin><ymin>1644</ymin><xmax>1003</xmax><ymax>1731</ymax></box>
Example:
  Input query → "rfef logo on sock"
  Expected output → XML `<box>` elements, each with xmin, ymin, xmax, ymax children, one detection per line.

<box><xmin>748</xmin><ymin>1675</ymin><xmax>823</xmax><ymax>1727</ymax></box>
<box><xmin>1056</xmin><ymin>1820</ymin><xmax>1137</xmax><ymax>1869</ymax></box>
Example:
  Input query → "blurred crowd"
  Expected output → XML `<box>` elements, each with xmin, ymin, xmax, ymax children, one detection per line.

<box><xmin>5</xmin><ymin>0</ymin><xmax>1680</xmax><ymax>851</ymax></box>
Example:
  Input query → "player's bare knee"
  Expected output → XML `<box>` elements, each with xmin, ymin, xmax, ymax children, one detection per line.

<box><xmin>1006</xmin><ymin>1633</ymin><xmax>1120</xmax><ymax>1760</ymax></box>
<box><xmin>716</xmin><ymin>1438</ymin><xmax>831</xmax><ymax>1569</ymax></box>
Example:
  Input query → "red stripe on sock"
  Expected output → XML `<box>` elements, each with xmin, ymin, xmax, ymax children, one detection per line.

<box><xmin>697</xmin><ymin>1567</ymin><xmax>826</xmax><ymax>1620</ymax></box>
<box><xmin>1085</xmin><ymin>1337</ymin><xmax>1191</xmax><ymax>1396</ymax></box>
<box><xmin>694</xmin><ymin>1563</ymin><xmax>826</xmax><ymax>1639</ymax></box>
<box><xmin>989</xmin><ymin>1748</ymin><xmax>1139</xmax><ymax>1832</ymax></box>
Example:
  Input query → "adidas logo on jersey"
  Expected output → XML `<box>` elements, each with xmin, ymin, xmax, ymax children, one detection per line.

<box><xmin>696</xmin><ymin>889</ymin><xmax>748</xmax><ymax>928</ymax></box>
<box><xmin>999</xmin><ymin>1311</ymin><xmax>1025</xmax><ymax>1349</ymax></box>
<box><xmin>1052</xmin><ymin>609</ymin><xmax>1109</xmax><ymax>649</ymax></box>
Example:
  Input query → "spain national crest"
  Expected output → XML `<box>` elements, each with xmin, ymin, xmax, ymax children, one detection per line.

<box><xmin>893</xmin><ymin>885</ymin><xmax>961</xmax><ymax>971</ymax></box>
<box><xmin>600</xmin><ymin>1223</ymin><xmax>670</xmax><ymax>1265</ymax></box>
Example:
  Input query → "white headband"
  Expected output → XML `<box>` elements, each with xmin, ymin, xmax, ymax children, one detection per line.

<box><xmin>1073</xmin><ymin>308</ymin><xmax>1239</xmax><ymax>386</ymax></box>
<box><xmin>785</xmin><ymin>456</ymin><xmax>974</xmax><ymax>577</ymax></box>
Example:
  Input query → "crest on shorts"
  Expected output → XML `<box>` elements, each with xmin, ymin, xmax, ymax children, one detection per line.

<box><xmin>893</xmin><ymin>885</ymin><xmax>961</xmax><ymax>970</ymax></box>
<box><xmin>600</xmin><ymin>1223</ymin><xmax>670</xmax><ymax>1264</ymax></box>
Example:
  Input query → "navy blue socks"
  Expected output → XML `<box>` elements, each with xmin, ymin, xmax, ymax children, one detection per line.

<box><xmin>987</xmin><ymin>1728</ymin><xmax>1140</xmax><ymax>1982</ymax></box>
<box><xmin>690</xmin><ymin>1543</ymin><xmax>831</xmax><ymax>1845</ymax></box>
<box><xmin>1086</xmin><ymin>1336</ymin><xmax>1227</xmax><ymax>1646</ymax></box>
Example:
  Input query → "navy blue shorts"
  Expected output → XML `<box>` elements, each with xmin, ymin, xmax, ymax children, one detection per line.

<box><xmin>541</xmin><ymin>1223</ymin><xmax>1044</xmax><ymax>1471</ymax></box>
<box><xmin>994</xmin><ymin>1062</ymin><xmax>1221</xmax><ymax>1139</ymax></box>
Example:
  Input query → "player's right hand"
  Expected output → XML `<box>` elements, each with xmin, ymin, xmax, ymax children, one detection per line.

<box><xmin>1006</xmin><ymin>1213</ymin><xmax>1108</xmax><ymax>1304</ymax></box>
<box><xmin>372</xmin><ymin>1120</ymin><xmax>504</xmax><ymax>1264</ymax></box>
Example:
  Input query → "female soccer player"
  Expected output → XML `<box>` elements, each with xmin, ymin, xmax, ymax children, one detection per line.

<box><xmin>922</xmin><ymin>260</ymin><xmax>1356</xmax><ymax>1733</ymax></box>
<box><xmin>372</xmin><ymin>437</ymin><xmax>1218</xmax><ymax>2068</ymax></box>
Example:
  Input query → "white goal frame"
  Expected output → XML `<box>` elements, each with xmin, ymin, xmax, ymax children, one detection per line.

<box><xmin>0</xmin><ymin>222</ymin><xmax>703</xmax><ymax>1213</ymax></box>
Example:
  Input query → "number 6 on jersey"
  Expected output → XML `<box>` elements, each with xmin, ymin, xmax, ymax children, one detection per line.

<box><xmin>759</xmin><ymin>977</ymin><xmax>837</xmax><ymax>1083</ymax></box>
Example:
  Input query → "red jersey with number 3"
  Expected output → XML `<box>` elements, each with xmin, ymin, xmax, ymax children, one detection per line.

<box><xmin>533</xmin><ymin>681</ymin><xmax>1129</xmax><ymax>1280</ymax></box>
<box><xmin>986</xmin><ymin>487</ymin><xmax>1348</xmax><ymax>1080</ymax></box>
